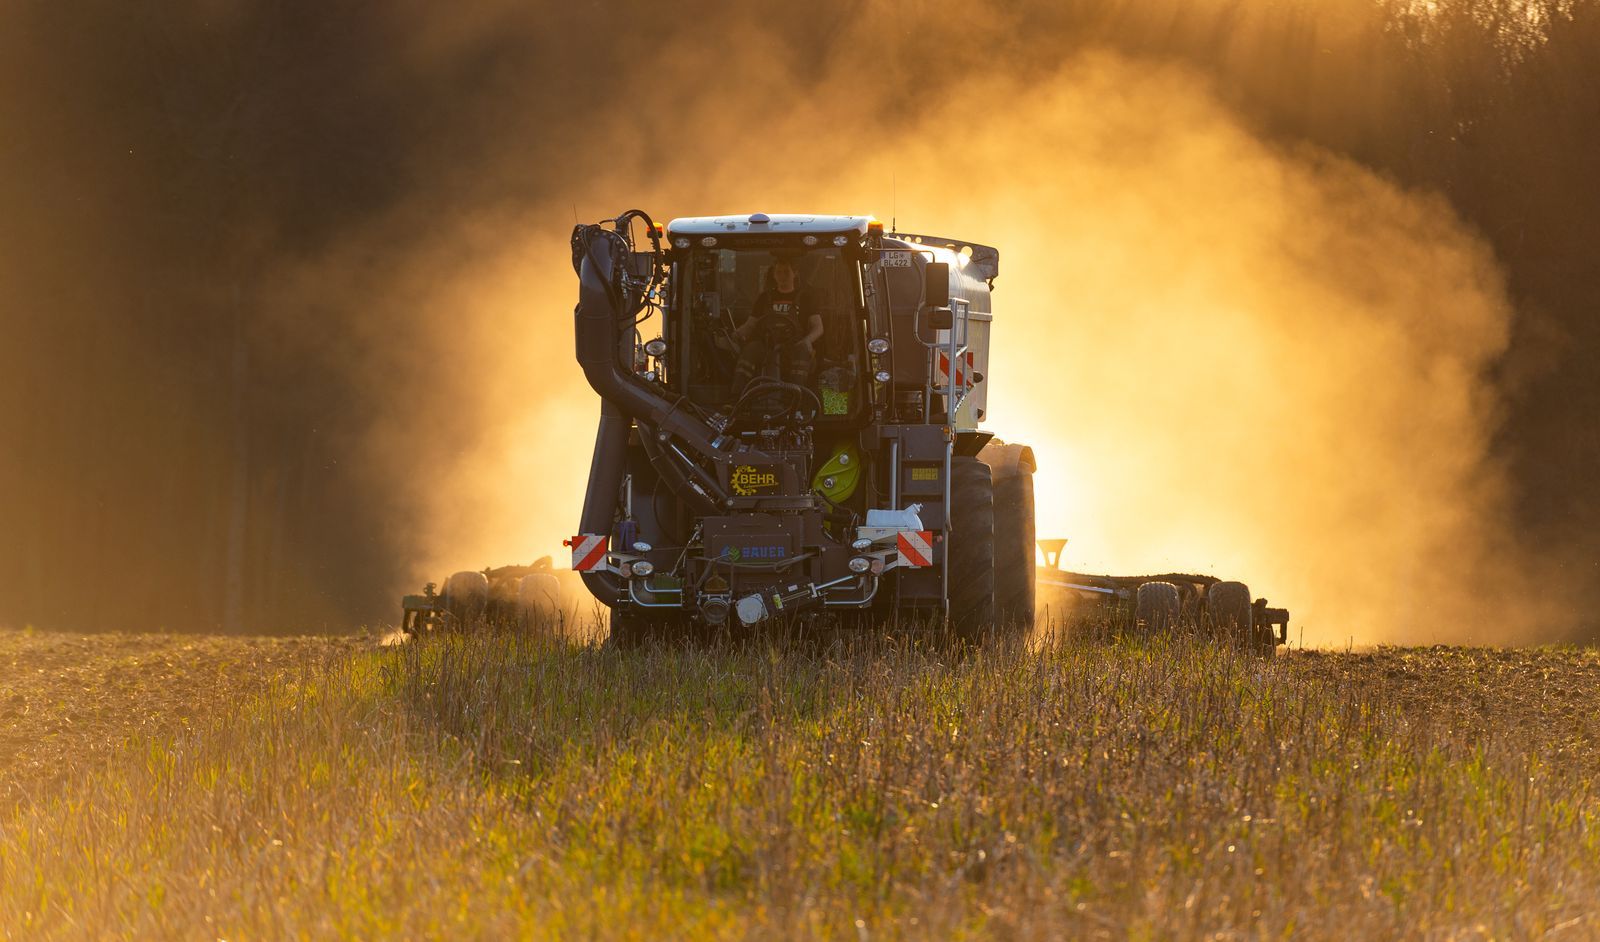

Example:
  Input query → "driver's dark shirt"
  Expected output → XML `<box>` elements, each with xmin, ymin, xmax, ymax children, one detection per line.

<box><xmin>749</xmin><ymin>288</ymin><xmax>807</xmax><ymax>342</ymax></box>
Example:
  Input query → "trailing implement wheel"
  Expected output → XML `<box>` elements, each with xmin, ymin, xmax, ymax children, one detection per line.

<box><xmin>980</xmin><ymin>442</ymin><xmax>1037</xmax><ymax>638</ymax></box>
<box><xmin>1135</xmin><ymin>581</ymin><xmax>1182</xmax><ymax>635</ymax></box>
<box><xmin>488</xmin><ymin>576</ymin><xmax>521</xmax><ymax>626</ymax></box>
<box><xmin>1207</xmin><ymin>580</ymin><xmax>1267</xmax><ymax>653</ymax></box>
<box><xmin>948</xmin><ymin>456</ymin><xmax>996</xmax><ymax>643</ymax></box>
<box><xmin>517</xmin><ymin>573</ymin><xmax>561</xmax><ymax>633</ymax></box>
<box><xmin>442</xmin><ymin>570</ymin><xmax>489</xmax><ymax>630</ymax></box>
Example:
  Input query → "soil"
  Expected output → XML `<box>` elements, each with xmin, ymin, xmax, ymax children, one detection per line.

<box><xmin>1285</xmin><ymin>645</ymin><xmax>1600</xmax><ymax>770</ymax></box>
<box><xmin>0</xmin><ymin>629</ymin><xmax>361</xmax><ymax>804</ymax></box>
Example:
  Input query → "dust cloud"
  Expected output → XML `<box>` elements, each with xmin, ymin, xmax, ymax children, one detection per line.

<box><xmin>1</xmin><ymin>2</ymin><xmax>1589</xmax><ymax>642</ymax></box>
<box><xmin>398</xmin><ymin>53</ymin><xmax>1549</xmax><ymax>646</ymax></box>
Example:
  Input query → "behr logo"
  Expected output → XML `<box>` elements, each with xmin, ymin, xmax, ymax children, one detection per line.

<box><xmin>730</xmin><ymin>465</ymin><xmax>778</xmax><ymax>496</ymax></box>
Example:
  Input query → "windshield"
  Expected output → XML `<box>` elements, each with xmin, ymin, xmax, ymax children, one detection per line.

<box><xmin>674</xmin><ymin>246</ymin><xmax>865</xmax><ymax>420</ymax></box>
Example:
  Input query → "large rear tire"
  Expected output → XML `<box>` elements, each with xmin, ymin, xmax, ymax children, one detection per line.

<box><xmin>948</xmin><ymin>456</ymin><xmax>996</xmax><ymax>643</ymax></box>
<box><xmin>980</xmin><ymin>442</ymin><xmax>1036</xmax><ymax>637</ymax></box>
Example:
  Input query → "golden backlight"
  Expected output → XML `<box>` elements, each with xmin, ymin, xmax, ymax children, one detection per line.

<box><xmin>359</xmin><ymin>53</ymin><xmax>1569</xmax><ymax>647</ymax></box>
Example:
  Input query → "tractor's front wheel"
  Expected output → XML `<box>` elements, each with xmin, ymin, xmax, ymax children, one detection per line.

<box><xmin>607</xmin><ymin>607</ymin><xmax>651</xmax><ymax>649</ymax></box>
<box><xmin>607</xmin><ymin>607</ymin><xmax>690</xmax><ymax>649</ymax></box>
<box><xmin>948</xmin><ymin>456</ymin><xmax>996</xmax><ymax>643</ymax></box>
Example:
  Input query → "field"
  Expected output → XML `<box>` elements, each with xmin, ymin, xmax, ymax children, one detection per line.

<box><xmin>2</xmin><ymin>625</ymin><xmax>1598</xmax><ymax>939</ymax></box>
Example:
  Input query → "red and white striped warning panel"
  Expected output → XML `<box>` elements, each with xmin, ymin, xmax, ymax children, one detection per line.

<box><xmin>896</xmin><ymin>530</ymin><xmax>935</xmax><ymax>568</ymax></box>
<box><xmin>935</xmin><ymin>350</ymin><xmax>975</xmax><ymax>389</ymax></box>
<box><xmin>567</xmin><ymin>534</ymin><xmax>609</xmax><ymax>572</ymax></box>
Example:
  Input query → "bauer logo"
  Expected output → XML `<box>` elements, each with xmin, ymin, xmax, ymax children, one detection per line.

<box><xmin>730</xmin><ymin>464</ymin><xmax>780</xmax><ymax>496</ymax></box>
<box><xmin>722</xmin><ymin>545</ymin><xmax>786</xmax><ymax>561</ymax></box>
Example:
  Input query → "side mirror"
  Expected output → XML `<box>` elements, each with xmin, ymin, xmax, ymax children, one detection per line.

<box><xmin>923</xmin><ymin>262</ymin><xmax>950</xmax><ymax>307</ymax></box>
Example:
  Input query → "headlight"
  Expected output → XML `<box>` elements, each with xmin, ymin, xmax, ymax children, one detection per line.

<box><xmin>699</xmin><ymin>236</ymin><xmax>718</xmax><ymax>247</ymax></box>
<box><xmin>867</xmin><ymin>338</ymin><xmax>890</xmax><ymax>355</ymax></box>
<box><xmin>673</xmin><ymin>237</ymin><xmax>690</xmax><ymax>249</ymax></box>
<box><xmin>631</xmin><ymin>541</ymin><xmax>652</xmax><ymax>553</ymax></box>
<box><xmin>832</xmin><ymin>235</ymin><xmax>849</xmax><ymax>246</ymax></box>
<box><xmin>848</xmin><ymin>557</ymin><xmax>871</xmax><ymax>573</ymax></box>
<box><xmin>874</xmin><ymin>370</ymin><xmax>892</xmax><ymax>384</ymax></box>
<box><xmin>850</xmin><ymin>538</ymin><xmax>873</xmax><ymax>552</ymax></box>
<box><xmin>631</xmin><ymin>560</ymin><xmax>655</xmax><ymax>577</ymax></box>
<box><xmin>644</xmin><ymin>338</ymin><xmax>667</xmax><ymax>358</ymax></box>
<box><xmin>802</xmin><ymin>235</ymin><xmax>818</xmax><ymax>246</ymax></box>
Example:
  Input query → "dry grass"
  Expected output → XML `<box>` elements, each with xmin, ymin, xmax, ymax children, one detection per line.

<box><xmin>0</xmin><ymin>630</ymin><xmax>359</xmax><ymax>807</ymax></box>
<box><xmin>2</xmin><ymin>626</ymin><xmax>1598</xmax><ymax>939</ymax></box>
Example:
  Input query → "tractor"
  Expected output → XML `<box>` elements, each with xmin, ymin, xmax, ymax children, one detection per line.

<box><xmin>403</xmin><ymin>209</ymin><xmax>1289</xmax><ymax>651</ymax></box>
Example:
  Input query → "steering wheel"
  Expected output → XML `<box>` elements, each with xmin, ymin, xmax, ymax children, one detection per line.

<box><xmin>728</xmin><ymin>377</ymin><xmax>820</xmax><ymax>430</ymax></box>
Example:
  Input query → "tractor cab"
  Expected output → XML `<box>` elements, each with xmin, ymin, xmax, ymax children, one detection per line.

<box><xmin>659</xmin><ymin>214</ymin><xmax>877</xmax><ymax>428</ymax></box>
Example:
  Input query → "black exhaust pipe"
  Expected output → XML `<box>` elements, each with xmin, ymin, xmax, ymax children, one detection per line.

<box><xmin>573</xmin><ymin>228</ymin><xmax>723</xmax><ymax>459</ymax></box>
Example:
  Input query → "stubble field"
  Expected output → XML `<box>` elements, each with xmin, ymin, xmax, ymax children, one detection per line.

<box><xmin>2</xmin><ymin>624</ymin><xmax>1597</xmax><ymax>939</ymax></box>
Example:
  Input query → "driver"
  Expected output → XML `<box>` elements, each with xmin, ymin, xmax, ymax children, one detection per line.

<box><xmin>729</xmin><ymin>257</ymin><xmax>823</xmax><ymax>393</ymax></box>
